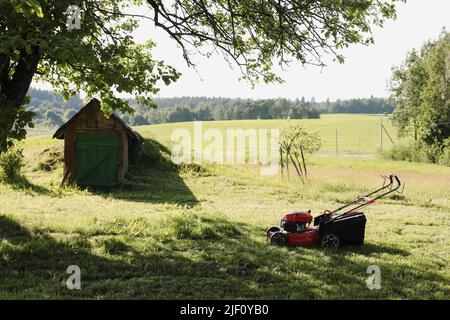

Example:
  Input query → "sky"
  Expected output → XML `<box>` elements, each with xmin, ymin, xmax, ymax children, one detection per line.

<box><xmin>33</xmin><ymin>0</ymin><xmax>450</xmax><ymax>101</ymax></box>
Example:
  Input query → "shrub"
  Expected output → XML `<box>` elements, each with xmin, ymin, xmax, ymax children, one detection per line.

<box><xmin>0</xmin><ymin>145</ymin><xmax>25</xmax><ymax>182</ymax></box>
<box><xmin>381</xmin><ymin>142</ymin><xmax>431</xmax><ymax>163</ymax></box>
<box><xmin>438</xmin><ymin>150</ymin><xmax>450</xmax><ymax>166</ymax></box>
<box><xmin>381</xmin><ymin>144</ymin><xmax>415</xmax><ymax>162</ymax></box>
<box><xmin>381</xmin><ymin>141</ymin><xmax>450</xmax><ymax>167</ymax></box>
<box><xmin>438</xmin><ymin>139</ymin><xmax>450</xmax><ymax>166</ymax></box>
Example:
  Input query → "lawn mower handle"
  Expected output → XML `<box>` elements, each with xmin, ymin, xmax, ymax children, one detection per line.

<box><xmin>394</xmin><ymin>174</ymin><xmax>401</xmax><ymax>187</ymax></box>
<box><xmin>326</xmin><ymin>174</ymin><xmax>402</xmax><ymax>216</ymax></box>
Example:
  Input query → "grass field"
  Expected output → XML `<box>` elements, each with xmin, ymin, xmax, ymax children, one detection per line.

<box><xmin>0</xmin><ymin>115</ymin><xmax>448</xmax><ymax>299</ymax></box>
<box><xmin>137</xmin><ymin>114</ymin><xmax>399</xmax><ymax>156</ymax></box>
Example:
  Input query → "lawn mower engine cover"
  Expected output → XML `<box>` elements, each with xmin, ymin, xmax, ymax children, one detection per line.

<box><xmin>267</xmin><ymin>211</ymin><xmax>321</xmax><ymax>246</ymax></box>
<box><xmin>281</xmin><ymin>211</ymin><xmax>313</xmax><ymax>232</ymax></box>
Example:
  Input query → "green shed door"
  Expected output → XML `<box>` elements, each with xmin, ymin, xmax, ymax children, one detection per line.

<box><xmin>74</xmin><ymin>131</ymin><xmax>120</xmax><ymax>186</ymax></box>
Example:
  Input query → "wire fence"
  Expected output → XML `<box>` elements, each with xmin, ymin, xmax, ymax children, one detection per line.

<box><xmin>314</xmin><ymin>119</ymin><xmax>397</xmax><ymax>158</ymax></box>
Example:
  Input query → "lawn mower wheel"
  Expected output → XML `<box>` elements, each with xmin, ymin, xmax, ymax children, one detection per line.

<box><xmin>321</xmin><ymin>233</ymin><xmax>340</xmax><ymax>248</ymax></box>
<box><xmin>270</xmin><ymin>232</ymin><xmax>286</xmax><ymax>246</ymax></box>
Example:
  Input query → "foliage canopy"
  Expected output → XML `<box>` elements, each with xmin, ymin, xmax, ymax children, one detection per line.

<box><xmin>279</xmin><ymin>124</ymin><xmax>321</xmax><ymax>181</ymax></box>
<box><xmin>1</xmin><ymin>0</ymin><xmax>400</xmax><ymax>151</ymax></box>
<box><xmin>389</xmin><ymin>30</ymin><xmax>450</xmax><ymax>161</ymax></box>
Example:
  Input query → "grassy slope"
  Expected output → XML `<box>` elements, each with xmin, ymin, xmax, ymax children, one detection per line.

<box><xmin>0</xmin><ymin>117</ymin><xmax>449</xmax><ymax>299</ymax></box>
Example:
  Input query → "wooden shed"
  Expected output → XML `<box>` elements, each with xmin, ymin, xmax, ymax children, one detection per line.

<box><xmin>53</xmin><ymin>98</ymin><xmax>141</xmax><ymax>187</ymax></box>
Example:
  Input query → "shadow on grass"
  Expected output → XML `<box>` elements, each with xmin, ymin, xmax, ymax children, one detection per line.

<box><xmin>89</xmin><ymin>138</ymin><xmax>199</xmax><ymax>207</ymax></box>
<box><xmin>0</xmin><ymin>215</ymin><xmax>32</xmax><ymax>243</ymax></box>
<box><xmin>1</xmin><ymin>174</ymin><xmax>55</xmax><ymax>196</ymax></box>
<box><xmin>351</xmin><ymin>242</ymin><xmax>410</xmax><ymax>256</ymax></box>
<box><xmin>0</xmin><ymin>214</ymin><xmax>446</xmax><ymax>299</ymax></box>
<box><xmin>0</xmin><ymin>215</ymin><xmax>140</xmax><ymax>298</ymax></box>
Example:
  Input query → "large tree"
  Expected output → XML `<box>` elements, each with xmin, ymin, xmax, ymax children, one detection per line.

<box><xmin>390</xmin><ymin>30</ymin><xmax>450</xmax><ymax>151</ymax></box>
<box><xmin>389</xmin><ymin>49</ymin><xmax>428</xmax><ymax>141</ymax></box>
<box><xmin>0</xmin><ymin>0</ymin><xmax>399</xmax><ymax>152</ymax></box>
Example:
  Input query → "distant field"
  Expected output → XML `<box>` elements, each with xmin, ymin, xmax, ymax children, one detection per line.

<box><xmin>136</xmin><ymin>114</ymin><xmax>399</xmax><ymax>156</ymax></box>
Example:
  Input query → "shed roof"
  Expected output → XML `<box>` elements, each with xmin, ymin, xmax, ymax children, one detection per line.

<box><xmin>53</xmin><ymin>98</ymin><xmax>141</xmax><ymax>142</ymax></box>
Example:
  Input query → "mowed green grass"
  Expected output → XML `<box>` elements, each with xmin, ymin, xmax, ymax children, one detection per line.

<box><xmin>138</xmin><ymin>114</ymin><xmax>398</xmax><ymax>155</ymax></box>
<box><xmin>0</xmin><ymin>116</ymin><xmax>449</xmax><ymax>299</ymax></box>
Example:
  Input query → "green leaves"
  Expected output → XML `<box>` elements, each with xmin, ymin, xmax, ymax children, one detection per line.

<box><xmin>10</xmin><ymin>0</ymin><xmax>43</xmax><ymax>18</ymax></box>
<box><xmin>146</xmin><ymin>0</ymin><xmax>401</xmax><ymax>84</ymax></box>
<box><xmin>390</xmin><ymin>30</ymin><xmax>450</xmax><ymax>158</ymax></box>
<box><xmin>279</xmin><ymin>123</ymin><xmax>321</xmax><ymax>180</ymax></box>
<box><xmin>18</xmin><ymin>1</ymin><xmax>181</xmax><ymax>116</ymax></box>
<box><xmin>1</xmin><ymin>0</ymin><xmax>181</xmax><ymax>151</ymax></box>
<box><xmin>280</xmin><ymin>124</ymin><xmax>322</xmax><ymax>157</ymax></box>
<box><xmin>0</xmin><ymin>97</ymin><xmax>35</xmax><ymax>153</ymax></box>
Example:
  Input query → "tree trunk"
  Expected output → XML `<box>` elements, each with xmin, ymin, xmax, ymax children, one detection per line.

<box><xmin>289</xmin><ymin>154</ymin><xmax>302</xmax><ymax>179</ymax></box>
<box><xmin>414</xmin><ymin>119</ymin><xmax>418</xmax><ymax>141</ymax></box>
<box><xmin>279</xmin><ymin>147</ymin><xmax>284</xmax><ymax>178</ymax></box>
<box><xmin>292</xmin><ymin>153</ymin><xmax>304</xmax><ymax>177</ymax></box>
<box><xmin>0</xmin><ymin>46</ymin><xmax>40</xmax><ymax>151</ymax></box>
<box><xmin>285</xmin><ymin>150</ymin><xmax>290</xmax><ymax>178</ymax></box>
<box><xmin>299</xmin><ymin>146</ymin><xmax>307</xmax><ymax>178</ymax></box>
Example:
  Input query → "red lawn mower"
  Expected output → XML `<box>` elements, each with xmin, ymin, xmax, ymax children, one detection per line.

<box><xmin>267</xmin><ymin>174</ymin><xmax>403</xmax><ymax>248</ymax></box>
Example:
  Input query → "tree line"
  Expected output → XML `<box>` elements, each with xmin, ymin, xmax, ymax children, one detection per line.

<box><xmin>27</xmin><ymin>89</ymin><xmax>395</xmax><ymax>128</ymax></box>
<box><xmin>27</xmin><ymin>88</ymin><xmax>84</xmax><ymax>128</ymax></box>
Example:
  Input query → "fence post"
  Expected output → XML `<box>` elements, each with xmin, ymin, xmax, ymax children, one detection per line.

<box><xmin>380</xmin><ymin>118</ymin><xmax>383</xmax><ymax>153</ymax></box>
<box><xmin>336</xmin><ymin>129</ymin><xmax>338</xmax><ymax>157</ymax></box>
<box><xmin>359</xmin><ymin>135</ymin><xmax>361</xmax><ymax>157</ymax></box>
<box><xmin>382</xmin><ymin>123</ymin><xmax>395</xmax><ymax>144</ymax></box>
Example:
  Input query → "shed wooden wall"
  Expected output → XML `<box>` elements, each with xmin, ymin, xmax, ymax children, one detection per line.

<box><xmin>63</xmin><ymin>101</ymin><xmax>129</xmax><ymax>184</ymax></box>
